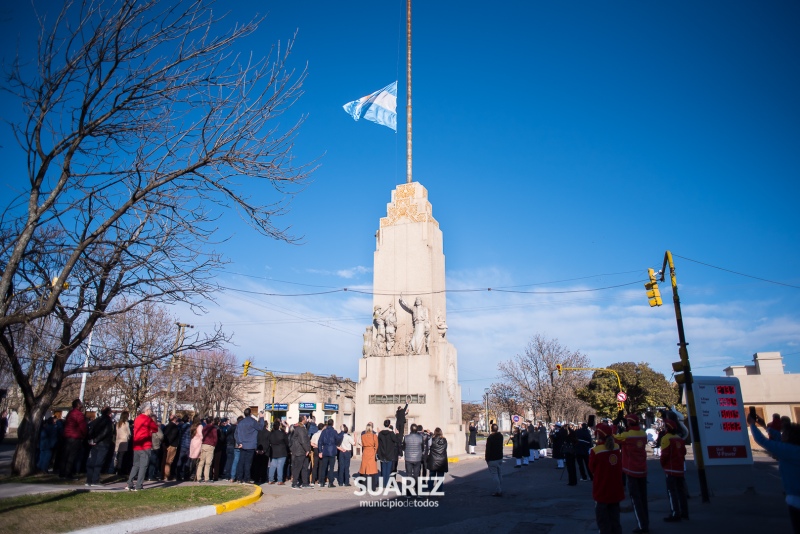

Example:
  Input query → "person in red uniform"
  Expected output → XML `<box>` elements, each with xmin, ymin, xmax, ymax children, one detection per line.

<box><xmin>614</xmin><ymin>413</ymin><xmax>650</xmax><ymax>533</ymax></box>
<box><xmin>660</xmin><ymin>418</ymin><xmax>688</xmax><ymax>522</ymax></box>
<box><xmin>589</xmin><ymin>422</ymin><xmax>625</xmax><ymax>534</ymax></box>
<box><xmin>59</xmin><ymin>399</ymin><xmax>88</xmax><ymax>480</ymax></box>
<box><xmin>127</xmin><ymin>405</ymin><xmax>159</xmax><ymax>491</ymax></box>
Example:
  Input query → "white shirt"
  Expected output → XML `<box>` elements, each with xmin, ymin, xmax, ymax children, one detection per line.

<box><xmin>340</xmin><ymin>433</ymin><xmax>354</xmax><ymax>452</ymax></box>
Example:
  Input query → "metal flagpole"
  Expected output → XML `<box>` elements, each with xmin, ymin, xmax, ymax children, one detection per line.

<box><xmin>406</xmin><ymin>0</ymin><xmax>412</xmax><ymax>184</ymax></box>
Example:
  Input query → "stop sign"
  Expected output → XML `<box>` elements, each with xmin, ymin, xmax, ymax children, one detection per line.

<box><xmin>616</xmin><ymin>391</ymin><xmax>627</xmax><ymax>402</ymax></box>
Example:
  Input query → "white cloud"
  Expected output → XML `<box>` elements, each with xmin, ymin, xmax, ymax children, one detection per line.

<box><xmin>170</xmin><ymin>269</ymin><xmax>800</xmax><ymax>403</ymax></box>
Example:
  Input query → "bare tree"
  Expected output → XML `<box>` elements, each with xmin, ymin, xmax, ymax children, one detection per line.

<box><xmin>0</xmin><ymin>0</ymin><xmax>312</xmax><ymax>475</ymax></box>
<box><xmin>179</xmin><ymin>349</ymin><xmax>244</xmax><ymax>417</ymax></box>
<box><xmin>496</xmin><ymin>334</ymin><xmax>591</xmax><ymax>423</ymax></box>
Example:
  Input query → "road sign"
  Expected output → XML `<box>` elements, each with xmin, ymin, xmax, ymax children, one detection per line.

<box><xmin>692</xmin><ymin>376</ymin><xmax>752</xmax><ymax>466</ymax></box>
<box><xmin>512</xmin><ymin>415</ymin><xmax>520</xmax><ymax>423</ymax></box>
<box><xmin>616</xmin><ymin>391</ymin><xmax>627</xmax><ymax>402</ymax></box>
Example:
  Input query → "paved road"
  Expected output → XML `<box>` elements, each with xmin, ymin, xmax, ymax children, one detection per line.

<box><xmin>143</xmin><ymin>444</ymin><xmax>792</xmax><ymax>534</ymax></box>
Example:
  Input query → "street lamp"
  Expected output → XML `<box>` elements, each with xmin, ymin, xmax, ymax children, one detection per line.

<box><xmin>484</xmin><ymin>388</ymin><xmax>490</xmax><ymax>431</ymax></box>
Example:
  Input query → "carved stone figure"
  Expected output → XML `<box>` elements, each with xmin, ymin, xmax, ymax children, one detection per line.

<box><xmin>383</xmin><ymin>304</ymin><xmax>397</xmax><ymax>352</ymax></box>
<box><xmin>373</xmin><ymin>306</ymin><xmax>386</xmax><ymax>353</ymax></box>
<box><xmin>363</xmin><ymin>326</ymin><xmax>374</xmax><ymax>357</ymax></box>
<box><xmin>399</xmin><ymin>295</ymin><xmax>429</xmax><ymax>355</ymax></box>
<box><xmin>436</xmin><ymin>309</ymin><xmax>447</xmax><ymax>339</ymax></box>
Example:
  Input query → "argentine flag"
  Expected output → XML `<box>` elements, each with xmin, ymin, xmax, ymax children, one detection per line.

<box><xmin>342</xmin><ymin>81</ymin><xmax>397</xmax><ymax>131</ymax></box>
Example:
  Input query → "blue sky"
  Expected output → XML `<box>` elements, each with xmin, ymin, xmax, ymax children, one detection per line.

<box><xmin>2</xmin><ymin>1</ymin><xmax>799</xmax><ymax>402</ymax></box>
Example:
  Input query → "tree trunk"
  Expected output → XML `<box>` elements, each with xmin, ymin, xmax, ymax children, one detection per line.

<box><xmin>12</xmin><ymin>406</ymin><xmax>46</xmax><ymax>476</ymax></box>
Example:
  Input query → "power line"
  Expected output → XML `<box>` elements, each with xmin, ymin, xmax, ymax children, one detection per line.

<box><xmin>673</xmin><ymin>254</ymin><xmax>800</xmax><ymax>290</ymax></box>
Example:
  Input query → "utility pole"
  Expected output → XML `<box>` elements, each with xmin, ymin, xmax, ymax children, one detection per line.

<box><xmin>484</xmin><ymin>388</ymin><xmax>490</xmax><ymax>431</ymax></box>
<box><xmin>168</xmin><ymin>322</ymin><xmax>193</xmax><ymax>416</ymax></box>
<box><xmin>645</xmin><ymin>253</ymin><xmax>710</xmax><ymax>502</ymax></box>
<box><xmin>78</xmin><ymin>329</ymin><xmax>94</xmax><ymax>403</ymax></box>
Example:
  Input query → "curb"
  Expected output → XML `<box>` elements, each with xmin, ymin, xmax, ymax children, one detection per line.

<box><xmin>215</xmin><ymin>484</ymin><xmax>262</xmax><ymax>514</ymax></box>
<box><xmin>69</xmin><ymin>484</ymin><xmax>263</xmax><ymax>534</ymax></box>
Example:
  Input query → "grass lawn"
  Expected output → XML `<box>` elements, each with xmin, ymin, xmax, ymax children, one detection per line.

<box><xmin>0</xmin><ymin>485</ymin><xmax>253</xmax><ymax>533</ymax></box>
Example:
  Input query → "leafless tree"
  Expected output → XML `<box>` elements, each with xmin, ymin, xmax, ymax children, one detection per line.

<box><xmin>179</xmin><ymin>349</ymin><xmax>245</xmax><ymax>417</ymax></box>
<box><xmin>0</xmin><ymin>0</ymin><xmax>312</xmax><ymax>475</ymax></box>
<box><xmin>496</xmin><ymin>334</ymin><xmax>592</xmax><ymax>423</ymax></box>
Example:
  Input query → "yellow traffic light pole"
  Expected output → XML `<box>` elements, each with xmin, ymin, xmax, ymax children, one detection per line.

<box><xmin>660</xmin><ymin>251</ymin><xmax>710</xmax><ymax>503</ymax></box>
<box><xmin>241</xmin><ymin>360</ymin><xmax>278</xmax><ymax>420</ymax></box>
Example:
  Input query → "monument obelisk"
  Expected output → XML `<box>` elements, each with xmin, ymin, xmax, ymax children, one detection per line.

<box><xmin>354</xmin><ymin>0</ymin><xmax>464</xmax><ymax>455</ymax></box>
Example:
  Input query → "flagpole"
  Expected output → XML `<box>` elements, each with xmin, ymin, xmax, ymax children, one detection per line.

<box><xmin>406</xmin><ymin>0</ymin><xmax>412</xmax><ymax>184</ymax></box>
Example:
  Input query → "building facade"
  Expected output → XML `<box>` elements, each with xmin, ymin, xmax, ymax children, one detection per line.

<box><xmin>238</xmin><ymin>372</ymin><xmax>356</xmax><ymax>430</ymax></box>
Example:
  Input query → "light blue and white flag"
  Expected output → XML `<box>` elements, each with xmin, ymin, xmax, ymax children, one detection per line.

<box><xmin>342</xmin><ymin>81</ymin><xmax>397</xmax><ymax>131</ymax></box>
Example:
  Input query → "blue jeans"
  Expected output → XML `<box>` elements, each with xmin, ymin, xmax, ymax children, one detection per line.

<box><xmin>337</xmin><ymin>451</ymin><xmax>351</xmax><ymax>485</ymax></box>
<box><xmin>147</xmin><ymin>448</ymin><xmax>162</xmax><ymax>479</ymax></box>
<box><xmin>236</xmin><ymin>449</ymin><xmax>254</xmax><ymax>482</ymax></box>
<box><xmin>37</xmin><ymin>448</ymin><xmax>53</xmax><ymax>472</ymax></box>
<box><xmin>380</xmin><ymin>460</ymin><xmax>394</xmax><ymax>487</ymax></box>
<box><xmin>223</xmin><ymin>447</ymin><xmax>236</xmax><ymax>478</ymax></box>
<box><xmin>269</xmin><ymin>456</ymin><xmax>287</xmax><ymax>482</ymax></box>
<box><xmin>230</xmin><ymin>448</ymin><xmax>241</xmax><ymax>480</ymax></box>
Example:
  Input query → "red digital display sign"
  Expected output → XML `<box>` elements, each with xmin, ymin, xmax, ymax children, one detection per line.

<box><xmin>716</xmin><ymin>385</ymin><xmax>736</xmax><ymax>395</ymax></box>
<box><xmin>719</xmin><ymin>410</ymin><xmax>740</xmax><ymax>419</ymax></box>
<box><xmin>721</xmin><ymin>422</ymin><xmax>742</xmax><ymax>432</ymax></box>
<box><xmin>717</xmin><ymin>397</ymin><xmax>738</xmax><ymax>407</ymax></box>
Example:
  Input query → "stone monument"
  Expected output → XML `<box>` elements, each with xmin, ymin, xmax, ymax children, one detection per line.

<box><xmin>355</xmin><ymin>182</ymin><xmax>465</xmax><ymax>455</ymax></box>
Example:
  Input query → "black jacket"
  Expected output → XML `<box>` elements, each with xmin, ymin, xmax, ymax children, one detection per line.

<box><xmin>484</xmin><ymin>432</ymin><xmax>504</xmax><ymax>461</ymax></box>
<box><xmin>427</xmin><ymin>436</ymin><xmax>449</xmax><ymax>472</ymax></box>
<box><xmin>256</xmin><ymin>428</ymin><xmax>271</xmax><ymax>455</ymax></box>
<box><xmin>377</xmin><ymin>429</ymin><xmax>400</xmax><ymax>462</ymax></box>
<box><xmin>268</xmin><ymin>428</ymin><xmax>289</xmax><ymax>458</ymax></box>
<box><xmin>89</xmin><ymin>414</ymin><xmax>113</xmax><ymax>447</ymax></box>
<box><xmin>289</xmin><ymin>424</ymin><xmax>311</xmax><ymax>456</ymax></box>
<box><xmin>163</xmin><ymin>422</ymin><xmax>181</xmax><ymax>447</ymax></box>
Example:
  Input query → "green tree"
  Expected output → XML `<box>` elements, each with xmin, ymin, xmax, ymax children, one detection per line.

<box><xmin>577</xmin><ymin>362</ymin><xmax>677</xmax><ymax>418</ymax></box>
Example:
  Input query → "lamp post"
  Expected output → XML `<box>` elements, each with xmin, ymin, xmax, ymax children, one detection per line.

<box><xmin>484</xmin><ymin>388</ymin><xmax>490</xmax><ymax>431</ymax></box>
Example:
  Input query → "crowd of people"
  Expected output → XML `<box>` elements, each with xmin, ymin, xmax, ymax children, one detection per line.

<box><xmin>35</xmin><ymin>399</ymin><xmax>353</xmax><ymax>491</ymax></box>
<box><xmin>484</xmin><ymin>411</ymin><xmax>691</xmax><ymax>534</ymax></box>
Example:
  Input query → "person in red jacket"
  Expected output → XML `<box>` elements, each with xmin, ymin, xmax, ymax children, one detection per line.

<box><xmin>127</xmin><ymin>405</ymin><xmax>159</xmax><ymax>491</ymax></box>
<box><xmin>660</xmin><ymin>418</ymin><xmax>688</xmax><ymax>522</ymax></box>
<box><xmin>614</xmin><ymin>413</ymin><xmax>650</xmax><ymax>534</ymax></box>
<box><xmin>59</xmin><ymin>399</ymin><xmax>88</xmax><ymax>480</ymax></box>
<box><xmin>589</xmin><ymin>422</ymin><xmax>625</xmax><ymax>534</ymax></box>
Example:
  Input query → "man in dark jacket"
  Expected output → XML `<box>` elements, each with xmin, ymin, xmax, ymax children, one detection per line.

<box><xmin>575</xmin><ymin>422</ymin><xmax>594</xmax><ymax>481</ymax></box>
<box><xmin>253</xmin><ymin>424</ymin><xmax>271</xmax><ymax>484</ymax></box>
<box><xmin>162</xmin><ymin>415</ymin><xmax>181</xmax><ymax>481</ymax></box>
<box><xmin>234</xmin><ymin>408</ymin><xmax>265</xmax><ymax>483</ymax></box>
<box><xmin>59</xmin><ymin>399</ymin><xmax>88</xmax><ymax>480</ymax></box>
<box><xmin>395</xmin><ymin>403</ymin><xmax>409</xmax><ymax>436</ymax></box>
<box><xmin>85</xmin><ymin>406</ymin><xmax>113</xmax><ymax>486</ymax></box>
<box><xmin>377</xmin><ymin>419</ymin><xmax>400</xmax><ymax>487</ymax></box>
<box><xmin>485</xmin><ymin>423</ymin><xmax>504</xmax><ymax>496</ymax></box>
<box><xmin>403</xmin><ymin>424</ymin><xmax>424</xmax><ymax>481</ymax></box>
<box><xmin>223</xmin><ymin>419</ymin><xmax>238</xmax><ymax>480</ymax></box>
<box><xmin>317</xmin><ymin>419</ymin><xmax>339</xmax><ymax>487</ymax></box>
<box><xmin>290</xmin><ymin>415</ymin><xmax>311</xmax><ymax>488</ymax></box>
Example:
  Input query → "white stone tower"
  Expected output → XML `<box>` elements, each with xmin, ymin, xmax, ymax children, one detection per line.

<box><xmin>355</xmin><ymin>182</ymin><xmax>465</xmax><ymax>455</ymax></box>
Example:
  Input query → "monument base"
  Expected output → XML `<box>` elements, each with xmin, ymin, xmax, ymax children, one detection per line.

<box><xmin>355</xmin><ymin>341</ymin><xmax>465</xmax><ymax>456</ymax></box>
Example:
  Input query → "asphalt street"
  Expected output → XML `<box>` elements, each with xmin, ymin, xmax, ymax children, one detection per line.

<box><xmin>141</xmin><ymin>444</ymin><xmax>793</xmax><ymax>534</ymax></box>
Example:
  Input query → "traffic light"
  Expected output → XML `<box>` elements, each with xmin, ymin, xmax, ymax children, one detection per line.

<box><xmin>556</xmin><ymin>364</ymin><xmax>563</xmax><ymax>376</ymax></box>
<box><xmin>672</xmin><ymin>360</ymin><xmax>686</xmax><ymax>384</ymax></box>
<box><xmin>644</xmin><ymin>268</ymin><xmax>662</xmax><ymax>307</ymax></box>
<box><xmin>243</xmin><ymin>360</ymin><xmax>251</xmax><ymax>377</ymax></box>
